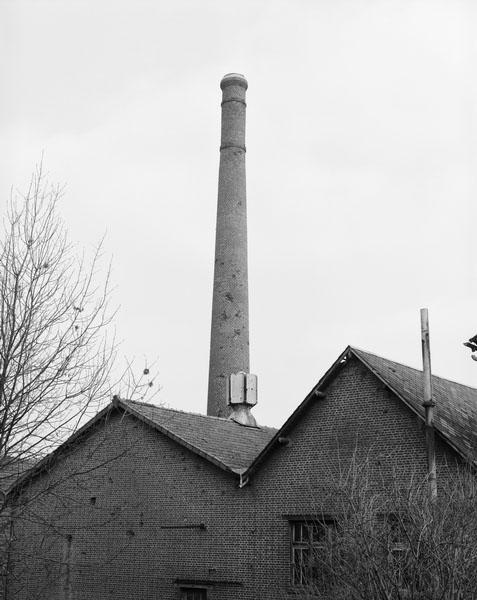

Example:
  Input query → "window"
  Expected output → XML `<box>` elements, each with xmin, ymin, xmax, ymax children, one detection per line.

<box><xmin>382</xmin><ymin>513</ymin><xmax>411</xmax><ymax>590</ymax></box>
<box><xmin>180</xmin><ymin>588</ymin><xmax>207</xmax><ymax>600</ymax></box>
<box><xmin>290</xmin><ymin>518</ymin><xmax>336</xmax><ymax>589</ymax></box>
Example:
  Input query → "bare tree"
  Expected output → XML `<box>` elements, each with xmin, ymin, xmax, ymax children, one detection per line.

<box><xmin>289</xmin><ymin>457</ymin><xmax>477</xmax><ymax>600</ymax></box>
<box><xmin>0</xmin><ymin>165</ymin><xmax>160</xmax><ymax>600</ymax></box>
<box><xmin>0</xmin><ymin>164</ymin><xmax>155</xmax><ymax>493</ymax></box>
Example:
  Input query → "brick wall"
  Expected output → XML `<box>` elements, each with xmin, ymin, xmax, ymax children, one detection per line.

<box><xmin>8</xmin><ymin>355</ymin><xmax>462</xmax><ymax>599</ymax></box>
<box><xmin>248</xmin><ymin>354</ymin><xmax>460</xmax><ymax>597</ymax></box>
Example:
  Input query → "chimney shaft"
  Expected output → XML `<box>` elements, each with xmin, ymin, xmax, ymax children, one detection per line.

<box><xmin>207</xmin><ymin>74</ymin><xmax>249</xmax><ymax>417</ymax></box>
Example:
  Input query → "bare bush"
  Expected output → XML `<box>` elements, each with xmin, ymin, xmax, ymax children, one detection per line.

<box><xmin>290</xmin><ymin>458</ymin><xmax>477</xmax><ymax>600</ymax></box>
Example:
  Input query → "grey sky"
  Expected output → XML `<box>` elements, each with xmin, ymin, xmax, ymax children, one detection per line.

<box><xmin>1</xmin><ymin>0</ymin><xmax>476</xmax><ymax>427</ymax></box>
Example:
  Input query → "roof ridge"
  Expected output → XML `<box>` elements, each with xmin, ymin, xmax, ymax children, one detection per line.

<box><xmin>124</xmin><ymin>399</ymin><xmax>230</xmax><ymax>421</ymax></box>
<box><xmin>350</xmin><ymin>346</ymin><xmax>477</xmax><ymax>393</ymax></box>
<box><xmin>123</xmin><ymin>399</ymin><xmax>276</xmax><ymax>431</ymax></box>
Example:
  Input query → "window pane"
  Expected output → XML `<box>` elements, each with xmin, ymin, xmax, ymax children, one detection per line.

<box><xmin>311</xmin><ymin>521</ymin><xmax>325</xmax><ymax>543</ymax></box>
<box><xmin>292</xmin><ymin>522</ymin><xmax>303</xmax><ymax>542</ymax></box>
<box><xmin>293</xmin><ymin>547</ymin><xmax>310</xmax><ymax>585</ymax></box>
<box><xmin>312</xmin><ymin>518</ymin><xmax>336</xmax><ymax>544</ymax></box>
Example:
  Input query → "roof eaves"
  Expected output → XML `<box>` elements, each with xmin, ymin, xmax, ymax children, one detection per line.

<box><xmin>244</xmin><ymin>347</ymin><xmax>352</xmax><ymax>479</ymax></box>
<box><xmin>349</xmin><ymin>348</ymin><xmax>475</xmax><ymax>466</ymax></box>
<box><xmin>7</xmin><ymin>404</ymin><xmax>116</xmax><ymax>498</ymax></box>
<box><xmin>118</xmin><ymin>400</ymin><xmax>240</xmax><ymax>477</ymax></box>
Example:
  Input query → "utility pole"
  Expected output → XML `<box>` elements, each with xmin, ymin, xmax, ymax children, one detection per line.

<box><xmin>420</xmin><ymin>308</ymin><xmax>437</xmax><ymax>501</ymax></box>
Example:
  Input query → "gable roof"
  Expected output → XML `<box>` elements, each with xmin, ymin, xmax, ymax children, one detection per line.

<box><xmin>7</xmin><ymin>397</ymin><xmax>276</xmax><ymax>494</ymax></box>
<box><xmin>352</xmin><ymin>347</ymin><xmax>477</xmax><ymax>462</ymax></box>
<box><xmin>245</xmin><ymin>346</ymin><xmax>477</xmax><ymax>477</ymax></box>
<box><xmin>119</xmin><ymin>399</ymin><xmax>276</xmax><ymax>475</ymax></box>
<box><xmin>9</xmin><ymin>346</ymin><xmax>477</xmax><ymax>494</ymax></box>
<box><xmin>7</xmin><ymin>399</ymin><xmax>276</xmax><ymax>495</ymax></box>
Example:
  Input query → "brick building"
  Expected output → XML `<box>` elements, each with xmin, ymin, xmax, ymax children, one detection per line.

<box><xmin>6</xmin><ymin>346</ymin><xmax>477</xmax><ymax>599</ymax></box>
<box><xmin>5</xmin><ymin>75</ymin><xmax>477</xmax><ymax>599</ymax></box>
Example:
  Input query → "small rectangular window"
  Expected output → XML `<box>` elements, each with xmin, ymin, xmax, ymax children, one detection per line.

<box><xmin>180</xmin><ymin>588</ymin><xmax>207</xmax><ymax>600</ymax></box>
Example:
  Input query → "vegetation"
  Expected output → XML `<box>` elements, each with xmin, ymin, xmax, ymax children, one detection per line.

<box><xmin>0</xmin><ymin>164</ymin><xmax>155</xmax><ymax>496</ymax></box>
<box><xmin>292</xmin><ymin>457</ymin><xmax>477</xmax><ymax>600</ymax></box>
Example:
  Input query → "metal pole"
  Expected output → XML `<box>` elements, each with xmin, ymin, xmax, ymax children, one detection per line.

<box><xmin>420</xmin><ymin>308</ymin><xmax>437</xmax><ymax>501</ymax></box>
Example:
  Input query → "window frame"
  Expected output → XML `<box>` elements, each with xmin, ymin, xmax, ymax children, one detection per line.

<box><xmin>289</xmin><ymin>517</ymin><xmax>337</xmax><ymax>589</ymax></box>
<box><xmin>179</xmin><ymin>587</ymin><xmax>207</xmax><ymax>600</ymax></box>
<box><xmin>378</xmin><ymin>512</ymin><xmax>413</xmax><ymax>592</ymax></box>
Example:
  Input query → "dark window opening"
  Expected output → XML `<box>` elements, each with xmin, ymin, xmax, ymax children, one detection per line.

<box><xmin>290</xmin><ymin>518</ymin><xmax>337</xmax><ymax>589</ymax></box>
<box><xmin>384</xmin><ymin>513</ymin><xmax>412</xmax><ymax>591</ymax></box>
<box><xmin>180</xmin><ymin>587</ymin><xmax>207</xmax><ymax>600</ymax></box>
<box><xmin>375</xmin><ymin>512</ymin><xmax>419</xmax><ymax>593</ymax></box>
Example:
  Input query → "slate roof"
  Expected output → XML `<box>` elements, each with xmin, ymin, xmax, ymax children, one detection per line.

<box><xmin>120</xmin><ymin>399</ymin><xmax>277</xmax><ymax>474</ymax></box>
<box><xmin>352</xmin><ymin>347</ymin><xmax>477</xmax><ymax>462</ymax></box>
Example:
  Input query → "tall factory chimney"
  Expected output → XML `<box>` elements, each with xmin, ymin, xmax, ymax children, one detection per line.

<box><xmin>207</xmin><ymin>73</ymin><xmax>257</xmax><ymax>425</ymax></box>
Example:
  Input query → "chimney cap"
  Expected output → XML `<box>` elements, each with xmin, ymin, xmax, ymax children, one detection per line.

<box><xmin>220</xmin><ymin>73</ymin><xmax>248</xmax><ymax>90</ymax></box>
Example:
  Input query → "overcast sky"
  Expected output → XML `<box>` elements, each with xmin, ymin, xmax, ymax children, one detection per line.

<box><xmin>1</xmin><ymin>0</ymin><xmax>476</xmax><ymax>427</ymax></box>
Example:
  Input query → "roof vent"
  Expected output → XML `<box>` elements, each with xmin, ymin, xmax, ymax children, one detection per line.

<box><xmin>227</xmin><ymin>372</ymin><xmax>257</xmax><ymax>427</ymax></box>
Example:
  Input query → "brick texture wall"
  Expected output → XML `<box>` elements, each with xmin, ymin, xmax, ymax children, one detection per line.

<box><xmin>8</xmin><ymin>355</ymin><xmax>462</xmax><ymax>600</ymax></box>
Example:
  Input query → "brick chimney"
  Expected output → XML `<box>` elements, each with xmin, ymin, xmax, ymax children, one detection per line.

<box><xmin>207</xmin><ymin>73</ymin><xmax>256</xmax><ymax>422</ymax></box>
